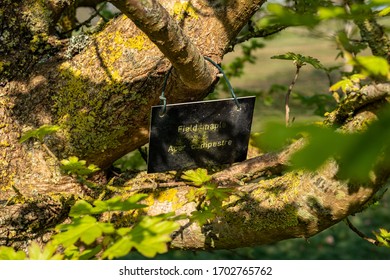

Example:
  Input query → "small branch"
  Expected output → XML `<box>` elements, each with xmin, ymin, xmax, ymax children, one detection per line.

<box><xmin>234</xmin><ymin>24</ymin><xmax>287</xmax><ymax>45</ymax></box>
<box><xmin>285</xmin><ymin>65</ymin><xmax>302</xmax><ymax>126</ymax></box>
<box><xmin>42</xmin><ymin>143</ymin><xmax>59</xmax><ymax>162</ymax></box>
<box><xmin>345</xmin><ymin>217</ymin><xmax>380</xmax><ymax>246</ymax></box>
<box><xmin>61</xmin><ymin>2</ymin><xmax>107</xmax><ymax>35</ymax></box>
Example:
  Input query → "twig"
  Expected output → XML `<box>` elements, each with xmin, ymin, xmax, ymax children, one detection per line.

<box><xmin>285</xmin><ymin>65</ymin><xmax>302</xmax><ymax>126</ymax></box>
<box><xmin>345</xmin><ymin>217</ymin><xmax>380</xmax><ymax>246</ymax></box>
<box><xmin>234</xmin><ymin>25</ymin><xmax>287</xmax><ymax>45</ymax></box>
<box><xmin>61</xmin><ymin>2</ymin><xmax>107</xmax><ymax>35</ymax></box>
<box><xmin>42</xmin><ymin>143</ymin><xmax>59</xmax><ymax>162</ymax></box>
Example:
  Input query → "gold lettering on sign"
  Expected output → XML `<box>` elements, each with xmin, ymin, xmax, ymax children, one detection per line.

<box><xmin>167</xmin><ymin>121</ymin><xmax>234</xmax><ymax>155</ymax></box>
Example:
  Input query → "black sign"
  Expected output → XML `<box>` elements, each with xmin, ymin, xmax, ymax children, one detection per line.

<box><xmin>147</xmin><ymin>96</ymin><xmax>256</xmax><ymax>173</ymax></box>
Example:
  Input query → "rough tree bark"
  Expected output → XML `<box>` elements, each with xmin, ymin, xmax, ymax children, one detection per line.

<box><xmin>0</xmin><ymin>0</ymin><xmax>389</xmax><ymax>252</ymax></box>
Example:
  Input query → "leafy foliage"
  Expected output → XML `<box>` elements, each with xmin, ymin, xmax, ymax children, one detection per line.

<box><xmin>260</xmin><ymin>0</ymin><xmax>390</xmax><ymax>30</ymax></box>
<box><xmin>329</xmin><ymin>74</ymin><xmax>367</xmax><ymax>95</ymax></box>
<box><xmin>181</xmin><ymin>168</ymin><xmax>211</xmax><ymax>186</ymax></box>
<box><xmin>271</xmin><ymin>52</ymin><xmax>325</xmax><ymax>69</ymax></box>
<box><xmin>52</xmin><ymin>195</ymin><xmax>180</xmax><ymax>259</ymax></box>
<box><xmin>28</xmin><ymin>242</ymin><xmax>63</xmax><ymax>260</ymax></box>
<box><xmin>69</xmin><ymin>194</ymin><xmax>148</xmax><ymax>217</ymax></box>
<box><xmin>375</xmin><ymin>228</ymin><xmax>390</xmax><ymax>247</ymax></box>
<box><xmin>0</xmin><ymin>192</ymin><xmax>181</xmax><ymax>260</ymax></box>
<box><xmin>224</xmin><ymin>40</ymin><xmax>264</xmax><ymax>78</ymax></box>
<box><xmin>19</xmin><ymin>125</ymin><xmax>60</xmax><ymax>143</ymax></box>
<box><xmin>255</xmin><ymin>106</ymin><xmax>390</xmax><ymax>182</ymax></box>
<box><xmin>351</xmin><ymin>56</ymin><xmax>390</xmax><ymax>80</ymax></box>
<box><xmin>293</xmin><ymin>92</ymin><xmax>336</xmax><ymax>116</ymax></box>
<box><xmin>60</xmin><ymin>156</ymin><xmax>100</xmax><ymax>176</ymax></box>
<box><xmin>0</xmin><ymin>246</ymin><xmax>26</xmax><ymax>260</ymax></box>
<box><xmin>53</xmin><ymin>216</ymin><xmax>115</xmax><ymax>247</ymax></box>
<box><xmin>102</xmin><ymin>214</ymin><xmax>180</xmax><ymax>259</ymax></box>
<box><xmin>182</xmin><ymin>169</ymin><xmax>233</xmax><ymax>226</ymax></box>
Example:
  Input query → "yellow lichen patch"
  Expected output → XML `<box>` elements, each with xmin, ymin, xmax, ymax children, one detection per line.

<box><xmin>124</xmin><ymin>34</ymin><xmax>153</xmax><ymax>51</ymax></box>
<box><xmin>173</xmin><ymin>1</ymin><xmax>199</xmax><ymax>20</ymax></box>
<box><xmin>29</xmin><ymin>33</ymin><xmax>49</xmax><ymax>53</ymax></box>
<box><xmin>157</xmin><ymin>188</ymin><xmax>184</xmax><ymax>211</ymax></box>
<box><xmin>0</xmin><ymin>141</ymin><xmax>10</xmax><ymax>147</ymax></box>
<box><xmin>251</xmin><ymin>172</ymin><xmax>301</xmax><ymax>208</ymax></box>
<box><xmin>93</xmin><ymin>31</ymin><xmax>153</xmax><ymax>83</ymax></box>
<box><xmin>54</xmin><ymin>62</ymin><xmax>129</xmax><ymax>156</ymax></box>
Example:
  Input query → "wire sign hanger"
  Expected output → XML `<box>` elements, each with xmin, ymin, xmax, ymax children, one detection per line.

<box><xmin>147</xmin><ymin>57</ymin><xmax>256</xmax><ymax>173</ymax></box>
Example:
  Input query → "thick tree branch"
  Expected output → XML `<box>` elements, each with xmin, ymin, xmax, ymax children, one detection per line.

<box><xmin>325</xmin><ymin>83</ymin><xmax>390</xmax><ymax>126</ymax></box>
<box><xmin>349</xmin><ymin>0</ymin><xmax>390</xmax><ymax>61</ymax></box>
<box><xmin>110</xmin><ymin>0</ymin><xmax>214</xmax><ymax>90</ymax></box>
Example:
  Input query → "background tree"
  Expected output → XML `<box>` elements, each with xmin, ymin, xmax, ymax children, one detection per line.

<box><xmin>0</xmin><ymin>0</ymin><xmax>389</xmax><ymax>259</ymax></box>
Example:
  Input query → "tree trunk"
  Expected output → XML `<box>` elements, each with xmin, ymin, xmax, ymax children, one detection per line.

<box><xmin>0</xmin><ymin>0</ymin><xmax>389</xmax><ymax>251</ymax></box>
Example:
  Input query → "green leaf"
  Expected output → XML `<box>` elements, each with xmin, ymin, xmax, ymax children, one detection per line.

<box><xmin>190</xmin><ymin>209</ymin><xmax>216</xmax><ymax>226</ymax></box>
<box><xmin>259</xmin><ymin>3</ymin><xmax>319</xmax><ymax>28</ymax></box>
<box><xmin>336</xmin><ymin>32</ymin><xmax>367</xmax><ymax>55</ymax></box>
<box><xmin>318</xmin><ymin>6</ymin><xmax>346</xmax><ymax>20</ymax></box>
<box><xmin>103</xmin><ymin>215</ymin><xmax>179</xmax><ymax>259</ymax></box>
<box><xmin>290</xmin><ymin>127</ymin><xmax>350</xmax><ymax>171</ymax></box>
<box><xmin>53</xmin><ymin>216</ymin><xmax>115</xmax><ymax>247</ymax></box>
<box><xmin>0</xmin><ymin>246</ymin><xmax>26</xmax><ymax>260</ymax></box>
<box><xmin>181</xmin><ymin>168</ymin><xmax>211</xmax><ymax>186</ymax></box>
<box><xmin>19</xmin><ymin>125</ymin><xmax>60</xmax><ymax>143</ymax></box>
<box><xmin>78</xmin><ymin>245</ymin><xmax>102</xmax><ymax>260</ymax></box>
<box><xmin>253</xmin><ymin>122</ymin><xmax>295</xmax><ymax>151</ymax></box>
<box><xmin>374</xmin><ymin>228</ymin><xmax>390</xmax><ymax>247</ymax></box>
<box><xmin>28</xmin><ymin>241</ymin><xmax>63</xmax><ymax>260</ymax></box>
<box><xmin>378</xmin><ymin>6</ymin><xmax>390</xmax><ymax>16</ymax></box>
<box><xmin>69</xmin><ymin>195</ymin><xmax>148</xmax><ymax>217</ymax></box>
<box><xmin>271</xmin><ymin>52</ymin><xmax>324</xmax><ymax>69</ymax></box>
<box><xmin>258</xmin><ymin>106</ymin><xmax>390</xmax><ymax>182</ymax></box>
<box><xmin>60</xmin><ymin>156</ymin><xmax>100</xmax><ymax>176</ymax></box>
<box><xmin>329</xmin><ymin>78</ymin><xmax>356</xmax><ymax>94</ymax></box>
<box><xmin>204</xmin><ymin>183</ymin><xmax>233</xmax><ymax>202</ymax></box>
<box><xmin>353</xmin><ymin>56</ymin><xmax>389</xmax><ymax>78</ymax></box>
<box><xmin>68</xmin><ymin>200</ymin><xmax>94</xmax><ymax>217</ymax></box>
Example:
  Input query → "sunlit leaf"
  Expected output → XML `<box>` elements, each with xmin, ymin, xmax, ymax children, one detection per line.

<box><xmin>91</xmin><ymin>195</ymin><xmax>148</xmax><ymax>214</ymax></box>
<box><xmin>378</xmin><ymin>6</ymin><xmax>390</xmax><ymax>16</ymax></box>
<box><xmin>353</xmin><ymin>56</ymin><xmax>389</xmax><ymax>78</ymax></box>
<box><xmin>190</xmin><ymin>209</ymin><xmax>216</xmax><ymax>226</ymax></box>
<box><xmin>181</xmin><ymin>168</ymin><xmax>211</xmax><ymax>186</ymax></box>
<box><xmin>0</xmin><ymin>246</ymin><xmax>26</xmax><ymax>260</ymax></box>
<box><xmin>60</xmin><ymin>156</ymin><xmax>100</xmax><ymax>176</ymax></box>
<box><xmin>374</xmin><ymin>228</ymin><xmax>390</xmax><ymax>247</ymax></box>
<box><xmin>103</xmin><ymin>215</ymin><xmax>179</xmax><ymax>259</ymax></box>
<box><xmin>20</xmin><ymin>125</ymin><xmax>60</xmax><ymax>143</ymax></box>
<box><xmin>318</xmin><ymin>6</ymin><xmax>346</xmax><ymax>19</ymax></box>
<box><xmin>53</xmin><ymin>216</ymin><xmax>115</xmax><ymax>247</ymax></box>
<box><xmin>329</xmin><ymin>78</ymin><xmax>355</xmax><ymax>94</ymax></box>
<box><xmin>28</xmin><ymin>241</ymin><xmax>63</xmax><ymax>260</ymax></box>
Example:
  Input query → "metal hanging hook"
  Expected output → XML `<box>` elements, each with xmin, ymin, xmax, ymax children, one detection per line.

<box><xmin>204</xmin><ymin>56</ymin><xmax>241</xmax><ymax>110</ymax></box>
